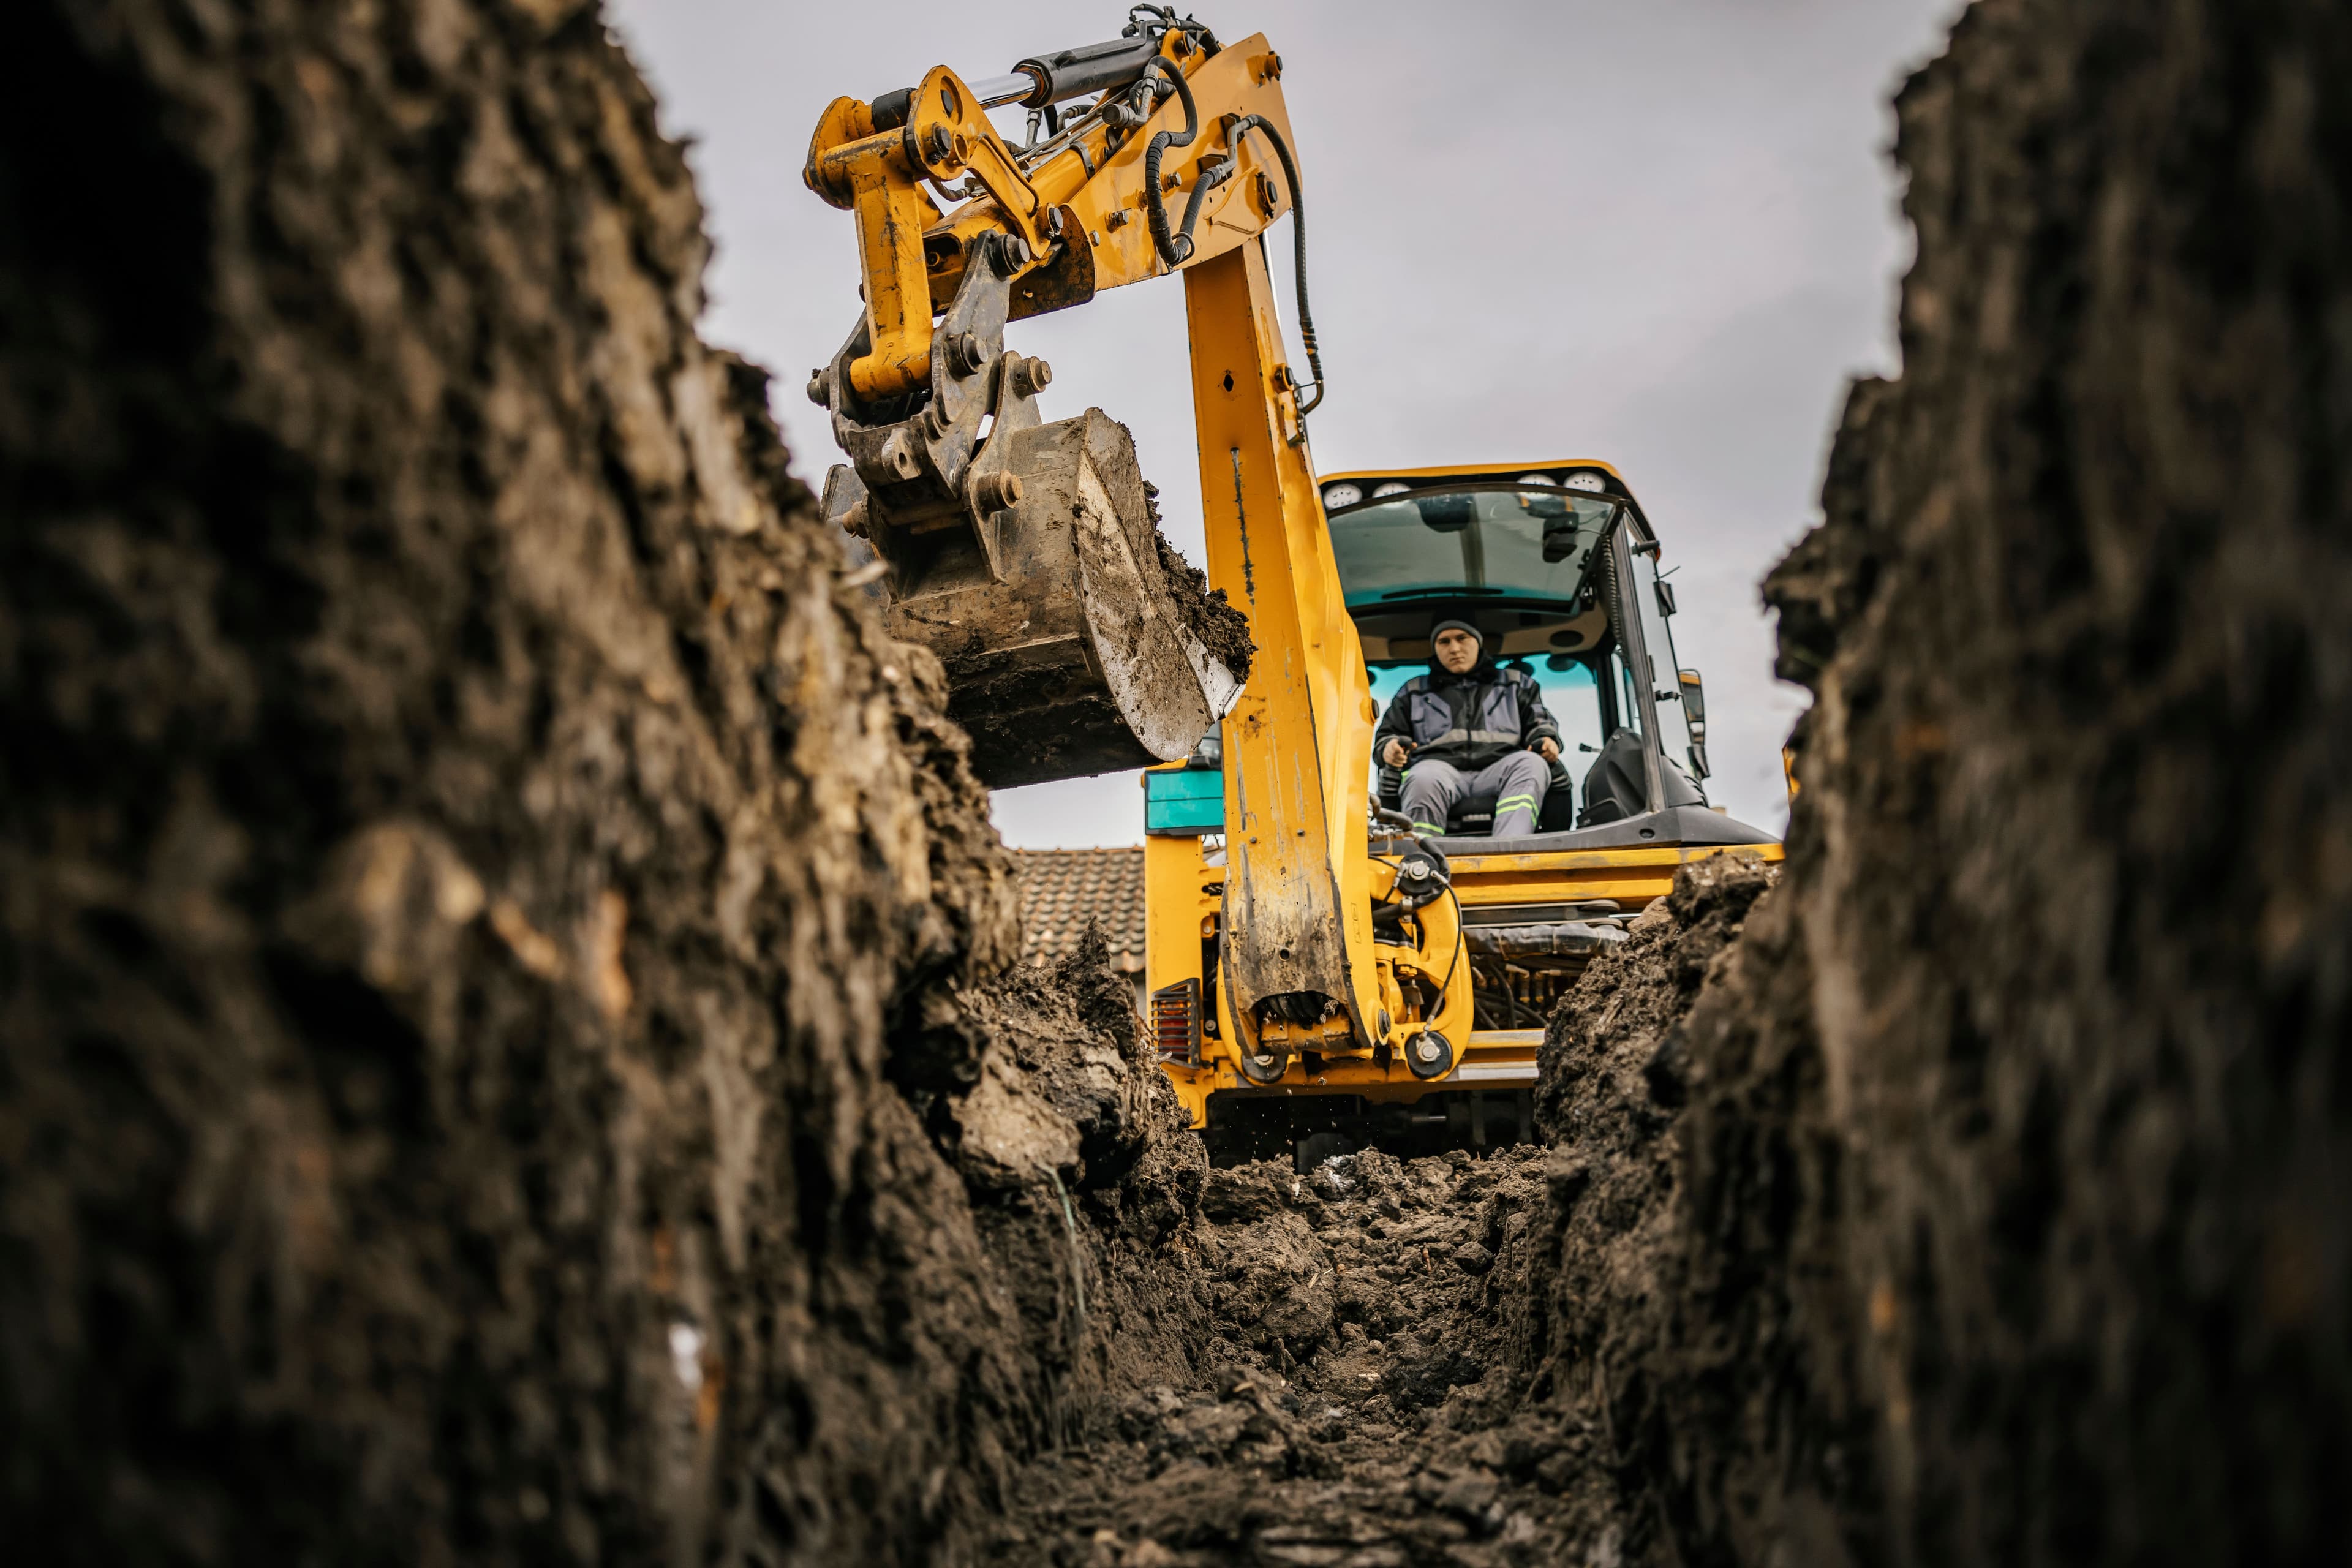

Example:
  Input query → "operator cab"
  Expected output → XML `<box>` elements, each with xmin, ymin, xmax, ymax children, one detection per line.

<box><xmin>1321</xmin><ymin>461</ymin><xmax>1776</xmax><ymax>852</ymax></box>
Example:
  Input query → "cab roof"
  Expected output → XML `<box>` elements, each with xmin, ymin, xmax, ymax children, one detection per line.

<box><xmin>1319</xmin><ymin>458</ymin><xmax>1634</xmax><ymax>496</ymax></box>
<box><xmin>1316</xmin><ymin>459</ymin><xmax>1652</xmax><ymax>543</ymax></box>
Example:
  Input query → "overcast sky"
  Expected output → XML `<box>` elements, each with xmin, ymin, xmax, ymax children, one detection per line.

<box><xmin>610</xmin><ymin>0</ymin><xmax>1959</xmax><ymax>846</ymax></box>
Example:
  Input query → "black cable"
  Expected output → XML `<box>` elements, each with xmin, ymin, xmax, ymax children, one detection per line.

<box><xmin>1124</xmin><ymin>6</ymin><xmax>1219</xmax><ymax>55</ymax></box>
<box><xmin>1471</xmin><ymin>958</ymin><xmax>1507</xmax><ymax>1030</ymax></box>
<box><xmin>1224</xmin><ymin>115</ymin><xmax>1324</xmax><ymax>416</ymax></box>
<box><xmin>1139</xmin><ymin>60</ymin><xmax>1204</xmax><ymax>266</ymax></box>
<box><xmin>1125</xmin><ymin>40</ymin><xmax>1326</xmax><ymax>419</ymax></box>
<box><xmin>1438</xmin><ymin>884</ymin><xmax>1466</xmax><ymax>1002</ymax></box>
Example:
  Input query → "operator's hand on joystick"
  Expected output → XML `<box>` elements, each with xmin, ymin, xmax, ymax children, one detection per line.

<box><xmin>1381</xmin><ymin>737</ymin><xmax>1411</xmax><ymax>769</ymax></box>
<box><xmin>1536</xmin><ymin>737</ymin><xmax>1560</xmax><ymax>762</ymax></box>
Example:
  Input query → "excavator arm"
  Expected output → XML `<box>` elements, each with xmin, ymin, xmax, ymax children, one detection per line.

<box><xmin>803</xmin><ymin>20</ymin><xmax>1307</xmax><ymax>401</ymax></box>
<box><xmin>803</xmin><ymin>10</ymin><xmax>1472</xmax><ymax>1087</ymax></box>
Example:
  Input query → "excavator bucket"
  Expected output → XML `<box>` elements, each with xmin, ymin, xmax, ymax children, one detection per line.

<box><xmin>827</xmin><ymin>409</ymin><xmax>1248</xmax><ymax>788</ymax></box>
<box><xmin>810</xmin><ymin>222</ymin><xmax>1247</xmax><ymax>788</ymax></box>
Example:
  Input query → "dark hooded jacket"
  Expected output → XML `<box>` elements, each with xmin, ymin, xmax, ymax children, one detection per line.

<box><xmin>1374</xmin><ymin>649</ymin><xmax>1560</xmax><ymax>772</ymax></box>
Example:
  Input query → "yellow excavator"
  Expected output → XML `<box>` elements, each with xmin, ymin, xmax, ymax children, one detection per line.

<box><xmin>805</xmin><ymin>9</ymin><xmax>1781</xmax><ymax>1166</ymax></box>
<box><xmin>1143</xmin><ymin>459</ymin><xmax>1785</xmax><ymax>1163</ymax></box>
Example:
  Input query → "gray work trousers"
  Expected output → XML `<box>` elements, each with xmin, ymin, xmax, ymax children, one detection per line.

<box><xmin>1400</xmin><ymin>751</ymin><xmax>1552</xmax><ymax>838</ymax></box>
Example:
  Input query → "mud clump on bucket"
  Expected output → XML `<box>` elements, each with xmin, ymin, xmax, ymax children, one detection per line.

<box><xmin>1147</xmin><ymin>486</ymin><xmax>1254</xmax><ymax>685</ymax></box>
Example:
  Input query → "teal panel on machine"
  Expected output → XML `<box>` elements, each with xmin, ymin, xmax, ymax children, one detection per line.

<box><xmin>1145</xmin><ymin>766</ymin><xmax>1224</xmax><ymax>835</ymax></box>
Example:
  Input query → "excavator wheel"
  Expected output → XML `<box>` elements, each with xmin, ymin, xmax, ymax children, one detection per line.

<box><xmin>1235</xmin><ymin>1041</ymin><xmax>1291</xmax><ymax>1086</ymax></box>
<box><xmin>1405</xmin><ymin>1030</ymin><xmax>1455</xmax><ymax>1080</ymax></box>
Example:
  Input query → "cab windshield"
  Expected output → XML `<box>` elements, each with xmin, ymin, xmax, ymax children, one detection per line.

<box><xmin>1327</xmin><ymin>485</ymin><xmax>1619</xmax><ymax>608</ymax></box>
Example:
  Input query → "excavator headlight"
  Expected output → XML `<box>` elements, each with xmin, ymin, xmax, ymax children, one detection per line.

<box><xmin>1371</xmin><ymin>482</ymin><xmax>1409</xmax><ymax>499</ymax></box>
<box><xmin>1321</xmin><ymin>483</ymin><xmax>1362</xmax><ymax>510</ymax></box>
<box><xmin>1564</xmin><ymin>471</ymin><xmax>1608</xmax><ymax>493</ymax></box>
<box><xmin>1152</xmin><ymin>978</ymin><xmax>1202</xmax><ymax>1065</ymax></box>
<box><xmin>1517</xmin><ymin>473</ymin><xmax>1557</xmax><ymax>486</ymax></box>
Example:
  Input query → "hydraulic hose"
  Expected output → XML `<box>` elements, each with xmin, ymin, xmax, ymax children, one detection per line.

<box><xmin>1009</xmin><ymin>35</ymin><xmax>1161</xmax><ymax>109</ymax></box>
<box><xmin>1137</xmin><ymin>77</ymin><xmax>1328</xmax><ymax>418</ymax></box>
<box><xmin>1224</xmin><ymin>114</ymin><xmax>1324</xmax><ymax>415</ymax></box>
<box><xmin>1439</xmin><ymin>884</ymin><xmax>1466</xmax><ymax>998</ymax></box>
<box><xmin>1139</xmin><ymin>61</ymin><xmax>1205</xmax><ymax>265</ymax></box>
<box><xmin>1125</xmin><ymin>4</ymin><xmax>1219</xmax><ymax>56</ymax></box>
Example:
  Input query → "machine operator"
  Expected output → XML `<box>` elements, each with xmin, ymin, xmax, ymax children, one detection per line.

<box><xmin>1375</xmin><ymin>620</ymin><xmax>1561</xmax><ymax>839</ymax></box>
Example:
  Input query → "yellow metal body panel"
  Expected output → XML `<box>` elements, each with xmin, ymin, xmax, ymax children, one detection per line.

<box><xmin>1442</xmin><ymin>840</ymin><xmax>1784</xmax><ymax>907</ymax></box>
<box><xmin>1144</xmin><ymin>831</ymin><xmax>1781</xmax><ymax>1127</ymax></box>
<box><xmin>1035</xmin><ymin>40</ymin><xmax>1297</xmax><ymax>296</ymax></box>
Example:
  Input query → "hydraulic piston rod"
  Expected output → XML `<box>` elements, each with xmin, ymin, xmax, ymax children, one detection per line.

<box><xmin>866</xmin><ymin>34</ymin><xmax>1164</xmax><ymax>128</ymax></box>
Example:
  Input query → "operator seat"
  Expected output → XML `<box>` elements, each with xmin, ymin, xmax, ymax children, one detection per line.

<box><xmin>1577</xmin><ymin>729</ymin><xmax>1705</xmax><ymax>827</ymax></box>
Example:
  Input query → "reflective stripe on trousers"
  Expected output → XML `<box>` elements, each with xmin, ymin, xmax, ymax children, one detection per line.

<box><xmin>1400</xmin><ymin>751</ymin><xmax>1553</xmax><ymax>838</ymax></box>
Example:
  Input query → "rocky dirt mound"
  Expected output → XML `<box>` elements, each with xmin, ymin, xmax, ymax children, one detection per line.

<box><xmin>1493</xmin><ymin>1</ymin><xmax>2352</xmax><ymax>1562</ymax></box>
<box><xmin>0</xmin><ymin>9</ymin><xmax>1187</xmax><ymax>1564</ymax></box>
<box><xmin>1510</xmin><ymin>855</ymin><xmax>1787</xmax><ymax>1563</ymax></box>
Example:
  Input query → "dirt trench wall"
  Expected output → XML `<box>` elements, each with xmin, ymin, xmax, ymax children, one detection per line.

<box><xmin>0</xmin><ymin>4</ymin><xmax>1171</xmax><ymax>1561</ymax></box>
<box><xmin>1518</xmin><ymin>2</ymin><xmax>2352</xmax><ymax>1564</ymax></box>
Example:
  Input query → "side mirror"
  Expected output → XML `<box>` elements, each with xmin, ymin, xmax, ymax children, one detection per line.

<box><xmin>1414</xmin><ymin>493</ymin><xmax>1476</xmax><ymax>533</ymax></box>
<box><xmin>1677</xmin><ymin>668</ymin><xmax>1706</xmax><ymax>727</ymax></box>
<box><xmin>1654</xmin><ymin>579</ymin><xmax>1678</xmax><ymax>617</ymax></box>
<box><xmin>1678</xmin><ymin>669</ymin><xmax>1710</xmax><ymax>780</ymax></box>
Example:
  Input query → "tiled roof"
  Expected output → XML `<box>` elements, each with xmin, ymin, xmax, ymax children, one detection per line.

<box><xmin>1014</xmin><ymin>847</ymin><xmax>1147</xmax><ymax>972</ymax></box>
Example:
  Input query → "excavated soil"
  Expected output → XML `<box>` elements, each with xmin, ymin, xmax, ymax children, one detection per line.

<box><xmin>1510</xmin><ymin>2</ymin><xmax>2352</xmax><ymax>1562</ymax></box>
<box><xmin>978</xmin><ymin>864</ymin><xmax>1776</xmax><ymax>1568</ymax></box>
<box><xmin>987</xmin><ymin>1144</ymin><xmax>1570</xmax><ymax>1567</ymax></box>
<box><xmin>0</xmin><ymin>6</ymin><xmax>1130</xmax><ymax>1560</ymax></box>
